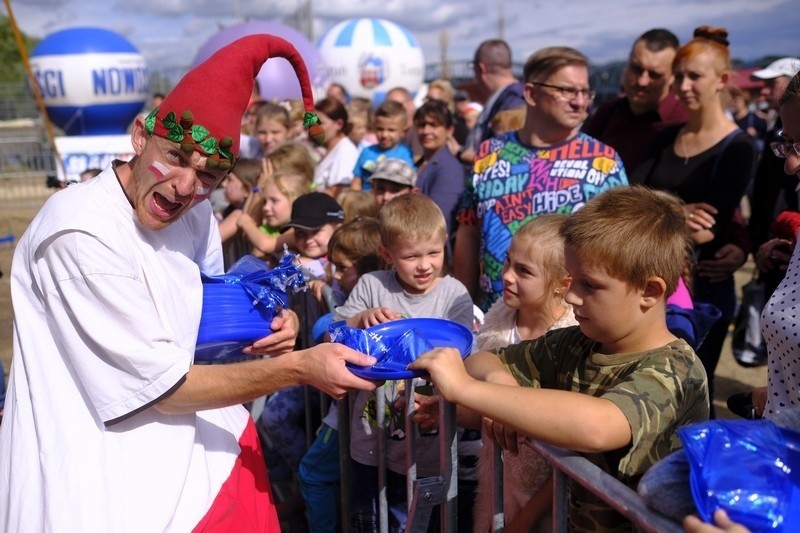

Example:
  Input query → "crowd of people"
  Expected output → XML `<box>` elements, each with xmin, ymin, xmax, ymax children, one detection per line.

<box><xmin>0</xmin><ymin>23</ymin><xmax>798</xmax><ymax>533</ymax></box>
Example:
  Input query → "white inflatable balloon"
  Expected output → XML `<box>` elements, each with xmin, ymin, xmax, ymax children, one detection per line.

<box><xmin>317</xmin><ymin>18</ymin><xmax>425</xmax><ymax>103</ymax></box>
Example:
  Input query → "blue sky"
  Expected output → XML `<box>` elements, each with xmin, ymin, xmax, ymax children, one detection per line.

<box><xmin>7</xmin><ymin>0</ymin><xmax>800</xmax><ymax>72</ymax></box>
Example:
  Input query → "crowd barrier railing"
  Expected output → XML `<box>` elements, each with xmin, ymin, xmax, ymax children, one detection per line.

<box><xmin>288</xmin><ymin>280</ymin><xmax>685</xmax><ymax>532</ymax></box>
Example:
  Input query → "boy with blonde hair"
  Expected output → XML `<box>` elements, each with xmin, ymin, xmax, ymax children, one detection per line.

<box><xmin>335</xmin><ymin>194</ymin><xmax>473</xmax><ymax>530</ymax></box>
<box><xmin>411</xmin><ymin>186</ymin><xmax>709</xmax><ymax>530</ymax></box>
<box><xmin>351</xmin><ymin>100</ymin><xmax>415</xmax><ymax>192</ymax></box>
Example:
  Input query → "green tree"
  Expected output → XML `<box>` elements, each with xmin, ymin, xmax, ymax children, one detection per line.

<box><xmin>0</xmin><ymin>14</ymin><xmax>40</xmax><ymax>83</ymax></box>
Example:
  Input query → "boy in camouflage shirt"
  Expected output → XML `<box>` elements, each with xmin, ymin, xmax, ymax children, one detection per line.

<box><xmin>411</xmin><ymin>186</ymin><xmax>709</xmax><ymax>531</ymax></box>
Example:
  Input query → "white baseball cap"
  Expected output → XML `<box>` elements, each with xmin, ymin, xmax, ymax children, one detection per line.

<box><xmin>752</xmin><ymin>58</ymin><xmax>800</xmax><ymax>80</ymax></box>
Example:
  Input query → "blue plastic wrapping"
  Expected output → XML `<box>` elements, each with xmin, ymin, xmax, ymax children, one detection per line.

<box><xmin>666</xmin><ymin>302</ymin><xmax>722</xmax><ymax>350</ymax></box>
<box><xmin>678</xmin><ymin>419</ymin><xmax>800</xmax><ymax>531</ymax></box>
<box><xmin>330</xmin><ymin>318</ymin><xmax>473</xmax><ymax>380</ymax></box>
<box><xmin>195</xmin><ymin>253</ymin><xmax>306</xmax><ymax>363</ymax></box>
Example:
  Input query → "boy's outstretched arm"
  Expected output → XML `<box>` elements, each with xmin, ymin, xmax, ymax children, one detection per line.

<box><xmin>409</xmin><ymin>348</ymin><xmax>632</xmax><ymax>453</ymax></box>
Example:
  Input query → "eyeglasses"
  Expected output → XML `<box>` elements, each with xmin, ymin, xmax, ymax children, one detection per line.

<box><xmin>770</xmin><ymin>136</ymin><xmax>800</xmax><ymax>159</ymax></box>
<box><xmin>530</xmin><ymin>82</ymin><xmax>596</xmax><ymax>101</ymax></box>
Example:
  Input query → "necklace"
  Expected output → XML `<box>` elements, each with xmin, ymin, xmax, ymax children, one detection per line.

<box><xmin>680</xmin><ymin>134</ymin><xmax>690</xmax><ymax>165</ymax></box>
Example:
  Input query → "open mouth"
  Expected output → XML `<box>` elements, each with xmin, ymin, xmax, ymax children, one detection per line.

<box><xmin>152</xmin><ymin>192</ymin><xmax>183</xmax><ymax>219</ymax></box>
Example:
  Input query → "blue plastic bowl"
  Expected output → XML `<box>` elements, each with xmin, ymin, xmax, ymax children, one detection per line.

<box><xmin>346</xmin><ymin>317</ymin><xmax>473</xmax><ymax>380</ymax></box>
<box><xmin>195</xmin><ymin>283</ymin><xmax>275</xmax><ymax>363</ymax></box>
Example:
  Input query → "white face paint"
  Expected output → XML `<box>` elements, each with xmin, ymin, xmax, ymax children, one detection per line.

<box><xmin>194</xmin><ymin>184</ymin><xmax>212</xmax><ymax>199</ymax></box>
<box><xmin>148</xmin><ymin>160</ymin><xmax>170</xmax><ymax>181</ymax></box>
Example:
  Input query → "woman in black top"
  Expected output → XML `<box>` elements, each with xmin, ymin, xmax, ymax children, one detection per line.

<box><xmin>634</xmin><ymin>26</ymin><xmax>758</xmax><ymax>415</ymax></box>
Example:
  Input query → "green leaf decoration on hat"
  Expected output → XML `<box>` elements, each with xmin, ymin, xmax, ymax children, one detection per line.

<box><xmin>191</xmin><ymin>125</ymin><xmax>211</xmax><ymax>144</ymax></box>
<box><xmin>148</xmin><ymin>108</ymin><xmax>234</xmax><ymax>164</ymax></box>
<box><xmin>303</xmin><ymin>112</ymin><xmax>320</xmax><ymax>127</ymax></box>
<box><xmin>159</xmin><ymin>111</ymin><xmax>183</xmax><ymax>143</ymax></box>
<box><xmin>199</xmin><ymin>136</ymin><xmax>218</xmax><ymax>155</ymax></box>
<box><xmin>219</xmin><ymin>148</ymin><xmax>233</xmax><ymax>162</ymax></box>
<box><xmin>166</xmin><ymin>124</ymin><xmax>185</xmax><ymax>144</ymax></box>
<box><xmin>145</xmin><ymin>108</ymin><xmax>157</xmax><ymax>133</ymax></box>
<box><xmin>162</xmin><ymin>111</ymin><xmax>178</xmax><ymax>130</ymax></box>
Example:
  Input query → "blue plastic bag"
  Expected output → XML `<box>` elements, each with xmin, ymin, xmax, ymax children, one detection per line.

<box><xmin>329</xmin><ymin>318</ymin><xmax>473</xmax><ymax>380</ymax></box>
<box><xmin>678</xmin><ymin>419</ymin><xmax>800</xmax><ymax>531</ymax></box>
<box><xmin>329</xmin><ymin>321</ymin><xmax>436</xmax><ymax>365</ymax></box>
<box><xmin>195</xmin><ymin>253</ymin><xmax>306</xmax><ymax>362</ymax></box>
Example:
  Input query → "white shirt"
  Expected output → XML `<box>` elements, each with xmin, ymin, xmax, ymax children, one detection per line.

<box><xmin>0</xmin><ymin>167</ymin><xmax>250</xmax><ymax>531</ymax></box>
<box><xmin>313</xmin><ymin>137</ymin><xmax>358</xmax><ymax>190</ymax></box>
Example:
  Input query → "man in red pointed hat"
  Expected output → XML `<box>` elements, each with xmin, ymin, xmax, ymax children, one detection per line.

<box><xmin>0</xmin><ymin>35</ymin><xmax>376</xmax><ymax>532</ymax></box>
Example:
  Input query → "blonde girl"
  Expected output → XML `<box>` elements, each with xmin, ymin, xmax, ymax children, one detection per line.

<box><xmin>254</xmin><ymin>102</ymin><xmax>291</xmax><ymax>155</ymax></box>
<box><xmin>237</xmin><ymin>168</ymin><xmax>310</xmax><ymax>258</ymax></box>
<box><xmin>473</xmin><ymin>214</ymin><xmax>577</xmax><ymax>533</ymax></box>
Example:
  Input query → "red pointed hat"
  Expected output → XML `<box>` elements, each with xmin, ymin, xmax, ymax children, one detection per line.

<box><xmin>144</xmin><ymin>34</ymin><xmax>323</xmax><ymax>171</ymax></box>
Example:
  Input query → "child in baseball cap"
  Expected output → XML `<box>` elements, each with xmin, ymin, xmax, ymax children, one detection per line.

<box><xmin>281</xmin><ymin>192</ymin><xmax>345</xmax><ymax>279</ymax></box>
<box><xmin>370</xmin><ymin>158</ymin><xmax>418</xmax><ymax>208</ymax></box>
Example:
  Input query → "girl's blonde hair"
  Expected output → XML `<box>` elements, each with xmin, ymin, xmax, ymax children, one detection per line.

<box><xmin>337</xmin><ymin>189</ymin><xmax>379</xmax><ymax>223</ymax></box>
<box><xmin>264</xmin><ymin>169</ymin><xmax>311</xmax><ymax>205</ymax></box>
<box><xmin>512</xmin><ymin>214</ymin><xmax>569</xmax><ymax>296</ymax></box>
<box><xmin>255</xmin><ymin>102</ymin><xmax>291</xmax><ymax>130</ymax></box>
<box><xmin>265</xmin><ymin>141</ymin><xmax>316</xmax><ymax>183</ymax></box>
<box><xmin>245</xmin><ymin>169</ymin><xmax>311</xmax><ymax>222</ymax></box>
<box><xmin>427</xmin><ymin>79</ymin><xmax>456</xmax><ymax>111</ymax></box>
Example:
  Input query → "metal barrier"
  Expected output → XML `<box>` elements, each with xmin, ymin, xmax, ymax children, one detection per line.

<box><xmin>336</xmin><ymin>380</ymin><xmax>459</xmax><ymax>533</ymax></box>
<box><xmin>0</xmin><ymin>122</ymin><xmax>55</xmax><ymax>207</ymax></box>
<box><xmin>476</xmin><ymin>440</ymin><xmax>685</xmax><ymax>532</ymax></box>
<box><xmin>285</xmin><ymin>289</ymin><xmax>686</xmax><ymax>533</ymax></box>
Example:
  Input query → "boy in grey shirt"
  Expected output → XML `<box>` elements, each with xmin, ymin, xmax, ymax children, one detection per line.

<box><xmin>335</xmin><ymin>194</ymin><xmax>473</xmax><ymax>531</ymax></box>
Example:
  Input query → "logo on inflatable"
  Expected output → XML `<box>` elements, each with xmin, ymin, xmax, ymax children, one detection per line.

<box><xmin>317</xmin><ymin>18</ymin><xmax>424</xmax><ymax>102</ymax></box>
<box><xmin>359</xmin><ymin>55</ymin><xmax>386</xmax><ymax>89</ymax></box>
<box><xmin>30</xmin><ymin>27</ymin><xmax>149</xmax><ymax>136</ymax></box>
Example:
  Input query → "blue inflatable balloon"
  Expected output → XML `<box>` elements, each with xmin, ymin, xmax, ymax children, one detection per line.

<box><xmin>193</xmin><ymin>21</ymin><xmax>325</xmax><ymax>102</ymax></box>
<box><xmin>29</xmin><ymin>27</ymin><xmax>150</xmax><ymax>136</ymax></box>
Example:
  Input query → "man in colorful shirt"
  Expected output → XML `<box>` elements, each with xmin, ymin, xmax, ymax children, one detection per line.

<box><xmin>455</xmin><ymin>46</ymin><xmax>628</xmax><ymax>311</ymax></box>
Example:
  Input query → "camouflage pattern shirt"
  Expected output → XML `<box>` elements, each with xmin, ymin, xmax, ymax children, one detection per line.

<box><xmin>496</xmin><ymin>326</ymin><xmax>709</xmax><ymax>531</ymax></box>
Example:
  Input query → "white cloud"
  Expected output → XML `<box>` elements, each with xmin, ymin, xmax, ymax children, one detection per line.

<box><xmin>5</xmin><ymin>0</ymin><xmax>799</xmax><ymax>76</ymax></box>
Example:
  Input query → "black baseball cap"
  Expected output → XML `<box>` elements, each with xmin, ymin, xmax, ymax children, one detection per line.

<box><xmin>280</xmin><ymin>192</ymin><xmax>345</xmax><ymax>233</ymax></box>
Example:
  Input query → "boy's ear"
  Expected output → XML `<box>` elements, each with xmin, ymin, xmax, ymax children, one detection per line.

<box><xmin>378</xmin><ymin>244</ymin><xmax>393</xmax><ymax>266</ymax></box>
<box><xmin>640</xmin><ymin>276</ymin><xmax>667</xmax><ymax>309</ymax></box>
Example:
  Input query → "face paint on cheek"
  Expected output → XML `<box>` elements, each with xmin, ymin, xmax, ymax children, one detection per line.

<box><xmin>148</xmin><ymin>160</ymin><xmax>170</xmax><ymax>182</ymax></box>
<box><xmin>194</xmin><ymin>185</ymin><xmax>211</xmax><ymax>201</ymax></box>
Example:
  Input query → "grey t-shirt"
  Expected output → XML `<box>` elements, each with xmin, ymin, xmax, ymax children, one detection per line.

<box><xmin>335</xmin><ymin>270</ymin><xmax>473</xmax><ymax>476</ymax></box>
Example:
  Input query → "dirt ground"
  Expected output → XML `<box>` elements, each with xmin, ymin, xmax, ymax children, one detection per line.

<box><xmin>0</xmin><ymin>185</ymin><xmax>768</xmax><ymax>418</ymax></box>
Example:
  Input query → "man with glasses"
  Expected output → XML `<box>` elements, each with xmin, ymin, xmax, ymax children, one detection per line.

<box><xmin>454</xmin><ymin>46</ymin><xmax>628</xmax><ymax>310</ymax></box>
<box><xmin>458</xmin><ymin>39</ymin><xmax>525</xmax><ymax>164</ymax></box>
<box><xmin>582</xmin><ymin>28</ymin><xmax>686</xmax><ymax>174</ymax></box>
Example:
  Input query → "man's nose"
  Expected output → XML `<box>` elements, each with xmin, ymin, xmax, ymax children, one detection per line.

<box><xmin>173</xmin><ymin>169</ymin><xmax>197</xmax><ymax>197</ymax></box>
